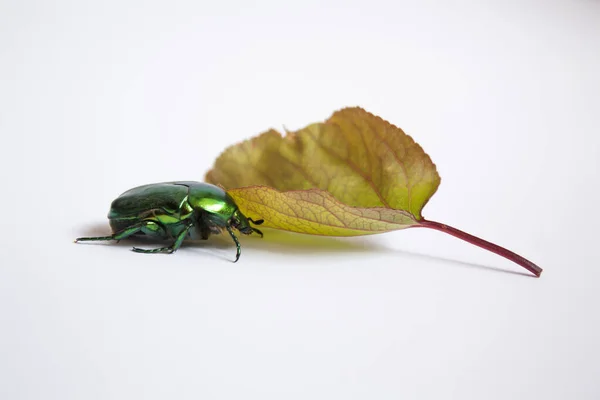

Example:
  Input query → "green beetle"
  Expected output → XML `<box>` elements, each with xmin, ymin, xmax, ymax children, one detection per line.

<box><xmin>75</xmin><ymin>181</ymin><xmax>264</xmax><ymax>261</ymax></box>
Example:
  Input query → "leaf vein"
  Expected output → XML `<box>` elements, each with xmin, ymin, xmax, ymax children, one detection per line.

<box><xmin>305</xmin><ymin>127</ymin><xmax>392</xmax><ymax>208</ymax></box>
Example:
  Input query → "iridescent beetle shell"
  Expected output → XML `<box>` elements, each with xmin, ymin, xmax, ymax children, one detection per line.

<box><xmin>75</xmin><ymin>181</ymin><xmax>263</xmax><ymax>261</ymax></box>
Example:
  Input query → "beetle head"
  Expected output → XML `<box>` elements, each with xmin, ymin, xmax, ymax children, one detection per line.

<box><xmin>231</xmin><ymin>210</ymin><xmax>264</xmax><ymax>237</ymax></box>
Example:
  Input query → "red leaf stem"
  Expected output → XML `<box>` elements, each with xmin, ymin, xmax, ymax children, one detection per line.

<box><xmin>415</xmin><ymin>219</ymin><xmax>542</xmax><ymax>277</ymax></box>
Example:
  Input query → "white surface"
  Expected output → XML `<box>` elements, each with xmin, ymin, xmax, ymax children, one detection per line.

<box><xmin>1</xmin><ymin>0</ymin><xmax>599</xmax><ymax>399</ymax></box>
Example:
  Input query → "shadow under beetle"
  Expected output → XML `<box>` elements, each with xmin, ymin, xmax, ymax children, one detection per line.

<box><xmin>75</xmin><ymin>181</ymin><xmax>264</xmax><ymax>261</ymax></box>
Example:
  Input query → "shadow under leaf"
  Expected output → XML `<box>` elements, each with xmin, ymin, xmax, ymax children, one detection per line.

<box><xmin>75</xmin><ymin>223</ymin><xmax>532</xmax><ymax>277</ymax></box>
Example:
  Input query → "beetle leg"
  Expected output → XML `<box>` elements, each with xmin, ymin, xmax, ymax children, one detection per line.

<box><xmin>226</xmin><ymin>225</ymin><xmax>242</xmax><ymax>263</ymax></box>
<box><xmin>131</xmin><ymin>246</ymin><xmax>172</xmax><ymax>254</ymax></box>
<box><xmin>75</xmin><ymin>221</ymin><xmax>150</xmax><ymax>243</ymax></box>
<box><xmin>252</xmin><ymin>227</ymin><xmax>264</xmax><ymax>238</ymax></box>
<box><xmin>74</xmin><ymin>235</ymin><xmax>114</xmax><ymax>243</ymax></box>
<box><xmin>132</xmin><ymin>222</ymin><xmax>194</xmax><ymax>254</ymax></box>
<box><xmin>168</xmin><ymin>222</ymin><xmax>194</xmax><ymax>252</ymax></box>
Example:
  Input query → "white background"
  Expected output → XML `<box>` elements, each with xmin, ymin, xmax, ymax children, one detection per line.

<box><xmin>1</xmin><ymin>0</ymin><xmax>599</xmax><ymax>399</ymax></box>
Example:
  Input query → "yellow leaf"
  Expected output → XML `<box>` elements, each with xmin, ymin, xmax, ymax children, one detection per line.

<box><xmin>206</xmin><ymin>107</ymin><xmax>440</xmax><ymax>221</ymax></box>
<box><xmin>228</xmin><ymin>186</ymin><xmax>417</xmax><ymax>236</ymax></box>
<box><xmin>206</xmin><ymin>107</ymin><xmax>543</xmax><ymax>276</ymax></box>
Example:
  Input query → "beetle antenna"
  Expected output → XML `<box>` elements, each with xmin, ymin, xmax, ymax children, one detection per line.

<box><xmin>249</xmin><ymin>218</ymin><xmax>264</xmax><ymax>225</ymax></box>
